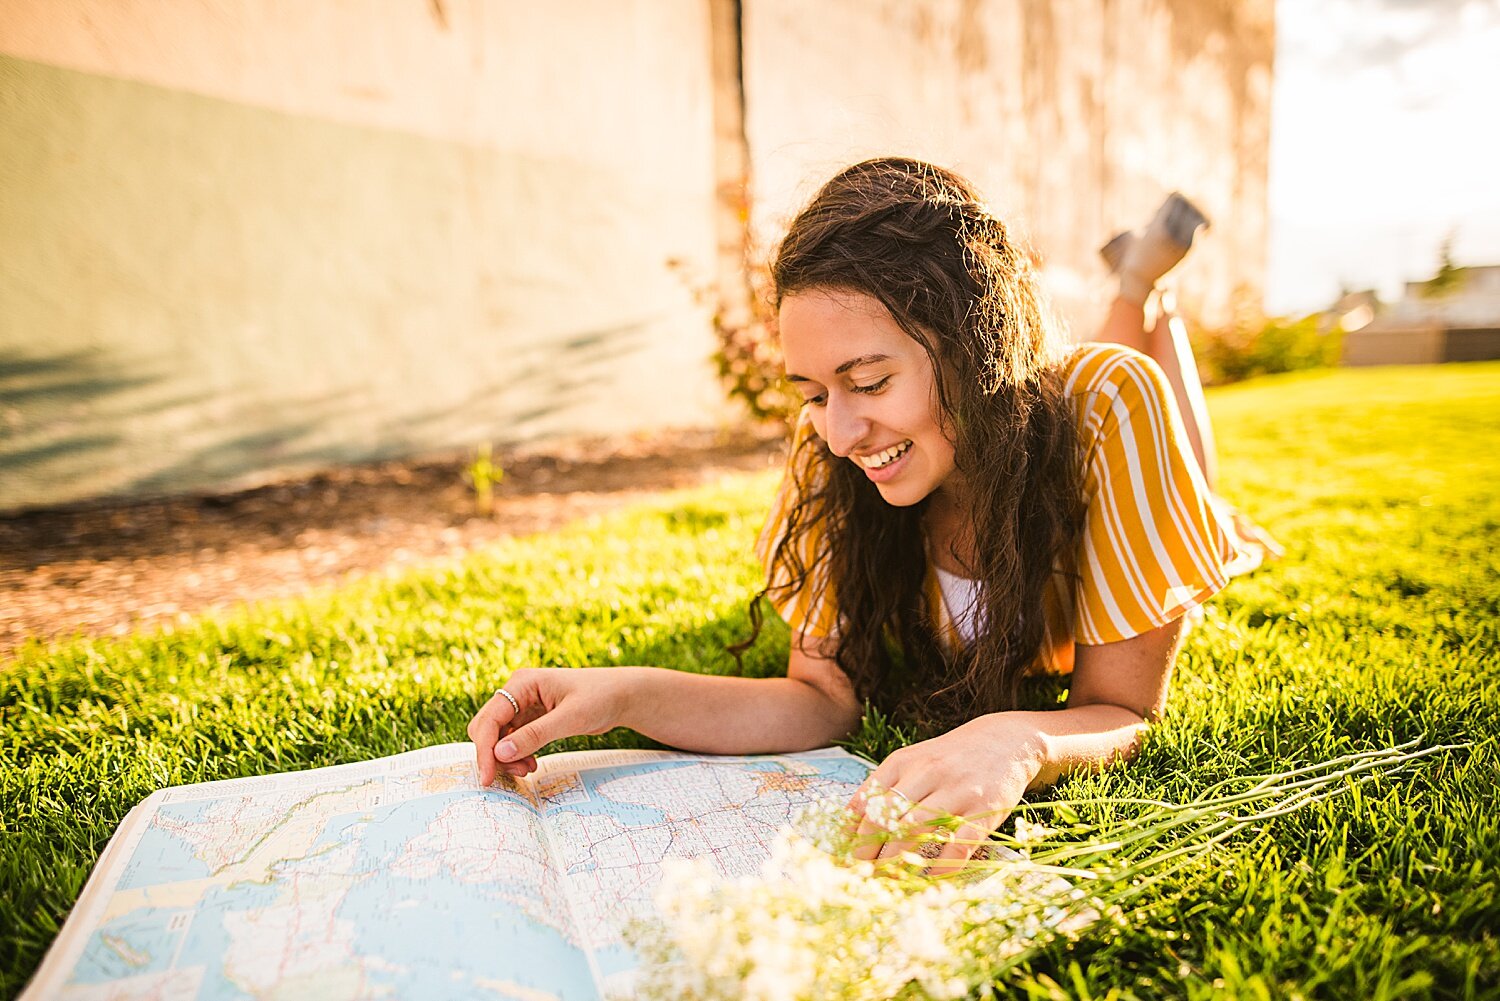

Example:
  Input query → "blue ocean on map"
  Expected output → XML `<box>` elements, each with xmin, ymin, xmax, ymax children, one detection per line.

<box><xmin>116</xmin><ymin>802</ymin><xmax>217</xmax><ymax>888</ymax></box>
<box><xmin>591</xmin><ymin>942</ymin><xmax>640</xmax><ymax>982</ymax></box>
<box><xmin>69</xmin><ymin>907</ymin><xmax>181</xmax><ymax>982</ymax></box>
<box><xmin>340</xmin><ymin>866</ymin><xmax>597</xmax><ymax>1000</ymax></box>
<box><xmin>316</xmin><ymin>791</ymin><xmax>596</xmax><ymax>999</ymax></box>
<box><xmin>171</xmin><ymin>881</ymin><xmax>282</xmax><ymax>1000</ymax></box>
<box><xmin>305</xmin><ymin>810</ymin><xmax>371</xmax><ymax>856</ymax></box>
<box><xmin>73</xmin><ymin>787</ymin><xmax>601</xmax><ymax>1000</ymax></box>
<box><xmin>558</xmin><ymin>762</ymin><xmax>680</xmax><ymax>825</ymax></box>
<box><xmin>556</xmin><ymin>755</ymin><xmax>868</xmax><ymax>821</ymax></box>
<box><xmin>68</xmin><ymin>880</ymin><xmax>284</xmax><ymax>999</ymax></box>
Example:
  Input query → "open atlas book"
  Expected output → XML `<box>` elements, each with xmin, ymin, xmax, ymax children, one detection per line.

<box><xmin>22</xmin><ymin>742</ymin><xmax>873</xmax><ymax>1000</ymax></box>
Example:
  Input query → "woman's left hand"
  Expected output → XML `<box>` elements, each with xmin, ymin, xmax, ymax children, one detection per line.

<box><xmin>846</xmin><ymin>714</ymin><xmax>1044</xmax><ymax>872</ymax></box>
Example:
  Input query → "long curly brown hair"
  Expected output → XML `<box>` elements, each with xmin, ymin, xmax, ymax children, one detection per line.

<box><xmin>742</xmin><ymin>157</ymin><xmax>1085</xmax><ymax>730</ymax></box>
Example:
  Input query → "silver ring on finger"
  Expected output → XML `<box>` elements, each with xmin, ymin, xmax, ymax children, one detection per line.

<box><xmin>495</xmin><ymin>688</ymin><xmax>520</xmax><ymax>716</ymax></box>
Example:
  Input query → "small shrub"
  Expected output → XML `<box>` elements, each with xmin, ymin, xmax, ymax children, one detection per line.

<box><xmin>714</xmin><ymin>310</ymin><xmax>799</xmax><ymax>423</ymax></box>
<box><xmin>464</xmin><ymin>443</ymin><xmax>501</xmax><ymax>517</ymax></box>
<box><xmin>1190</xmin><ymin>310</ymin><xmax>1344</xmax><ymax>386</ymax></box>
<box><xmin>712</xmin><ymin>264</ymin><xmax>799</xmax><ymax>423</ymax></box>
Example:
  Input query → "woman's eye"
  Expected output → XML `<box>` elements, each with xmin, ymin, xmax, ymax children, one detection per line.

<box><xmin>806</xmin><ymin>393</ymin><xmax>828</xmax><ymax>408</ymax></box>
<box><xmin>851</xmin><ymin>376</ymin><xmax>891</xmax><ymax>395</ymax></box>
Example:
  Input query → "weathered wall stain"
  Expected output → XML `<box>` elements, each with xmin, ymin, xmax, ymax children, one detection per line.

<box><xmin>743</xmin><ymin>0</ymin><xmax>1272</xmax><ymax>342</ymax></box>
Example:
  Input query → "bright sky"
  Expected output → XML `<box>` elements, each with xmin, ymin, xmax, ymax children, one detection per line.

<box><xmin>1266</xmin><ymin>0</ymin><xmax>1500</xmax><ymax>314</ymax></box>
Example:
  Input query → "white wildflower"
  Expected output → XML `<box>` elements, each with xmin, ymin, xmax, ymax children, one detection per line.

<box><xmin>615</xmin><ymin>740</ymin><xmax>1460</xmax><ymax>1000</ymax></box>
<box><xmin>627</xmin><ymin>806</ymin><xmax>1102</xmax><ymax>1001</ymax></box>
<box><xmin>1012</xmin><ymin>815</ymin><xmax>1058</xmax><ymax>844</ymax></box>
<box><xmin>860</xmin><ymin>785</ymin><xmax>912</xmax><ymax>833</ymax></box>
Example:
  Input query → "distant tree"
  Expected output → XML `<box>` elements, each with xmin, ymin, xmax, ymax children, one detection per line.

<box><xmin>1420</xmin><ymin>233</ymin><xmax>1466</xmax><ymax>298</ymax></box>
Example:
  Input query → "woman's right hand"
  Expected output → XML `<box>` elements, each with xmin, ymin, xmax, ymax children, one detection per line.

<box><xmin>466</xmin><ymin>667</ymin><xmax>630</xmax><ymax>785</ymax></box>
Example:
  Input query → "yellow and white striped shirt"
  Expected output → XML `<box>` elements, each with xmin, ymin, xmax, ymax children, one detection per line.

<box><xmin>755</xmin><ymin>343</ymin><xmax>1263</xmax><ymax>675</ymax></box>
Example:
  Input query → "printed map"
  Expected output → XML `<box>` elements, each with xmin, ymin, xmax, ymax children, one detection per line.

<box><xmin>22</xmin><ymin>744</ymin><xmax>871</xmax><ymax>1001</ymax></box>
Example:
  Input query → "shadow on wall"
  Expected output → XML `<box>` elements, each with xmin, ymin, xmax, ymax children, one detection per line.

<box><xmin>120</xmin><ymin>386</ymin><xmax>375</xmax><ymax>500</ymax></box>
<box><xmin>0</xmin><ymin>349</ymin><xmax>165</xmax><ymax>501</ymax></box>
<box><xmin>477</xmin><ymin>319</ymin><xmax>653</xmax><ymax>431</ymax></box>
<box><xmin>0</xmin><ymin>319</ymin><xmax>655</xmax><ymax>513</ymax></box>
<box><xmin>0</xmin><ymin>346</ymin><xmax>356</xmax><ymax>512</ymax></box>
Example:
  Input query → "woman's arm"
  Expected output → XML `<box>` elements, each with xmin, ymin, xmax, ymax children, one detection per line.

<box><xmin>621</xmin><ymin>645</ymin><xmax>861</xmax><ymax>753</ymax></box>
<box><xmin>467</xmin><ymin>644</ymin><xmax>861</xmax><ymax>785</ymax></box>
<box><xmin>848</xmin><ymin>617</ymin><xmax>1186</xmax><ymax>866</ymax></box>
<box><xmin>1022</xmin><ymin>613</ymin><xmax>1187</xmax><ymax>786</ymax></box>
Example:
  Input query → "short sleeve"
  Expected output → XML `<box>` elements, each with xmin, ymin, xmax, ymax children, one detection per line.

<box><xmin>1071</xmin><ymin>347</ymin><xmax>1246</xmax><ymax>644</ymax></box>
<box><xmin>755</xmin><ymin>410</ymin><xmax>840</xmax><ymax>640</ymax></box>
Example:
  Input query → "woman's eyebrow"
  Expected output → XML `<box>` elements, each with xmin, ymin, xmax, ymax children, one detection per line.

<box><xmin>785</xmin><ymin>353</ymin><xmax>894</xmax><ymax>383</ymax></box>
<box><xmin>834</xmin><ymin>353</ymin><xmax>893</xmax><ymax>374</ymax></box>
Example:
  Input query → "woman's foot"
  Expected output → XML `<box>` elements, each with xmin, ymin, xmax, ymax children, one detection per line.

<box><xmin>1099</xmin><ymin>192</ymin><xmax>1210</xmax><ymax>304</ymax></box>
<box><xmin>1231</xmin><ymin>507</ymin><xmax>1286</xmax><ymax>562</ymax></box>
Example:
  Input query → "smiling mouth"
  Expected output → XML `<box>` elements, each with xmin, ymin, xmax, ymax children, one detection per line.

<box><xmin>856</xmin><ymin>440</ymin><xmax>912</xmax><ymax>470</ymax></box>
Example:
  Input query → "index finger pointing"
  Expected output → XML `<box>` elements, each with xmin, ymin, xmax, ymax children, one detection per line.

<box><xmin>469</xmin><ymin>689</ymin><xmax>521</xmax><ymax>786</ymax></box>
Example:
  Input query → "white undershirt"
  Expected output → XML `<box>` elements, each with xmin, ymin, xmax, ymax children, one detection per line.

<box><xmin>933</xmin><ymin>565</ymin><xmax>984</xmax><ymax>646</ymax></box>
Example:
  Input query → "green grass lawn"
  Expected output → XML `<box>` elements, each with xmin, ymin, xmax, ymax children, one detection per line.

<box><xmin>3</xmin><ymin>362</ymin><xmax>1498</xmax><ymax>999</ymax></box>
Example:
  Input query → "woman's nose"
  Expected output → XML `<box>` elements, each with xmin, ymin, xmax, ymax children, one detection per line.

<box><xmin>823</xmin><ymin>394</ymin><xmax>869</xmax><ymax>457</ymax></box>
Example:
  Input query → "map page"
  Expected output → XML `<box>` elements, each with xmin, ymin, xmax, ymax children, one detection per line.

<box><xmin>21</xmin><ymin>743</ymin><xmax>872</xmax><ymax>1001</ymax></box>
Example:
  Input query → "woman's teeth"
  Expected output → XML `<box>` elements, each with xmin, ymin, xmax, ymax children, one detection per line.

<box><xmin>858</xmin><ymin>440</ymin><xmax>912</xmax><ymax>469</ymax></box>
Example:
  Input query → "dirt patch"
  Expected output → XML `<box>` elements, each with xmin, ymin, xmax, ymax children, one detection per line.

<box><xmin>0</xmin><ymin>427</ymin><xmax>787</xmax><ymax>662</ymax></box>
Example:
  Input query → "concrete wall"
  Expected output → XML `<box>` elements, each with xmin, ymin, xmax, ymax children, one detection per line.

<box><xmin>0</xmin><ymin>0</ymin><xmax>1274</xmax><ymax>512</ymax></box>
<box><xmin>743</xmin><ymin>0</ymin><xmax>1274</xmax><ymax>338</ymax></box>
<box><xmin>0</xmin><ymin>1</ymin><xmax>727</xmax><ymax>511</ymax></box>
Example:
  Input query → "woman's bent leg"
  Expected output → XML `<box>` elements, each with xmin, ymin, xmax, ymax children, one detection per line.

<box><xmin>1096</xmin><ymin>192</ymin><xmax>1218</xmax><ymax>487</ymax></box>
<box><xmin>1147</xmin><ymin>292</ymin><xmax>1216</xmax><ymax>490</ymax></box>
<box><xmin>1095</xmin><ymin>291</ymin><xmax>1217</xmax><ymax>489</ymax></box>
<box><xmin>1097</xmin><ymin>294</ymin><xmax>1151</xmax><ymax>355</ymax></box>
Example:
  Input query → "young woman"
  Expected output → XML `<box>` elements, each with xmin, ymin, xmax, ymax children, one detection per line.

<box><xmin>467</xmin><ymin>157</ymin><xmax>1272</xmax><ymax>868</ymax></box>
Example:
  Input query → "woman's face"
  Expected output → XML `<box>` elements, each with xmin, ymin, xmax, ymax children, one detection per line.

<box><xmin>779</xmin><ymin>288</ymin><xmax>959</xmax><ymax>507</ymax></box>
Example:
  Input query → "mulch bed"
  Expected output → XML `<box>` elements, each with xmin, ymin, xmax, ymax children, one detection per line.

<box><xmin>0</xmin><ymin>427</ymin><xmax>787</xmax><ymax>662</ymax></box>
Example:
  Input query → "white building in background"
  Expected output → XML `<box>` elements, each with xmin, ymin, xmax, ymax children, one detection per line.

<box><xmin>1341</xmin><ymin>265</ymin><xmax>1500</xmax><ymax>366</ymax></box>
<box><xmin>1384</xmin><ymin>266</ymin><xmax>1500</xmax><ymax>329</ymax></box>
